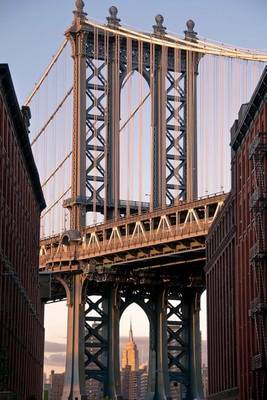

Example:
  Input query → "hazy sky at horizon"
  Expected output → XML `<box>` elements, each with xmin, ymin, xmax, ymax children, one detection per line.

<box><xmin>1</xmin><ymin>0</ymin><xmax>267</xmax><ymax>374</ymax></box>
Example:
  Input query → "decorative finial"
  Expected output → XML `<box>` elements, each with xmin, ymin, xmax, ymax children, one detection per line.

<box><xmin>107</xmin><ymin>6</ymin><xmax>121</xmax><ymax>27</ymax></box>
<box><xmin>76</xmin><ymin>0</ymin><xmax>84</xmax><ymax>11</ymax></box>
<box><xmin>153</xmin><ymin>14</ymin><xmax>166</xmax><ymax>36</ymax></box>
<box><xmin>73</xmin><ymin>0</ymin><xmax>87</xmax><ymax>20</ymax></box>
<box><xmin>184</xmin><ymin>19</ymin><xmax>197</xmax><ymax>40</ymax></box>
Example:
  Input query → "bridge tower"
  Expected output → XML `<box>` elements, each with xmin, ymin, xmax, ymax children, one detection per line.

<box><xmin>44</xmin><ymin>1</ymin><xmax>207</xmax><ymax>399</ymax></box>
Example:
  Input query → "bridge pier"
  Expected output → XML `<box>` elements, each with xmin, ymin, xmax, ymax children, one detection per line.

<box><xmin>108</xmin><ymin>286</ymin><xmax>121</xmax><ymax>399</ymax></box>
<box><xmin>189</xmin><ymin>291</ymin><xmax>204</xmax><ymax>399</ymax></box>
<box><xmin>148</xmin><ymin>288</ymin><xmax>169</xmax><ymax>400</ymax></box>
<box><xmin>83</xmin><ymin>283</ymin><xmax>122</xmax><ymax>399</ymax></box>
<box><xmin>58</xmin><ymin>273</ymin><xmax>87</xmax><ymax>400</ymax></box>
<box><xmin>54</xmin><ymin>273</ymin><xmax>204</xmax><ymax>400</ymax></box>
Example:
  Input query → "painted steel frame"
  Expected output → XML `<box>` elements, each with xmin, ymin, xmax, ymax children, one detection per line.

<box><xmin>83</xmin><ymin>27</ymin><xmax>192</xmax><ymax>217</ymax></box>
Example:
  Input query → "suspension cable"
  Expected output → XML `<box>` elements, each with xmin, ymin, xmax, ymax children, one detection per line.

<box><xmin>31</xmin><ymin>87</ymin><xmax>73</xmax><ymax>146</ymax></box>
<box><xmin>41</xmin><ymin>187</ymin><xmax>71</xmax><ymax>219</ymax></box>
<box><xmin>42</xmin><ymin>151</ymin><xmax>72</xmax><ymax>188</ymax></box>
<box><xmin>24</xmin><ymin>39</ymin><xmax>68</xmax><ymax>106</ymax></box>
<box><xmin>120</xmin><ymin>92</ymin><xmax>150</xmax><ymax>132</ymax></box>
<box><xmin>84</xmin><ymin>19</ymin><xmax>267</xmax><ymax>62</ymax></box>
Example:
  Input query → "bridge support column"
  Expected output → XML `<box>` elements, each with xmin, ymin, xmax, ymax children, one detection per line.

<box><xmin>189</xmin><ymin>290</ymin><xmax>204</xmax><ymax>399</ymax></box>
<box><xmin>58</xmin><ymin>274</ymin><xmax>86</xmax><ymax>400</ymax></box>
<box><xmin>148</xmin><ymin>288</ymin><xmax>169</xmax><ymax>400</ymax></box>
<box><xmin>108</xmin><ymin>286</ymin><xmax>121</xmax><ymax>399</ymax></box>
<box><xmin>66</xmin><ymin>7</ymin><xmax>88</xmax><ymax>229</ymax></box>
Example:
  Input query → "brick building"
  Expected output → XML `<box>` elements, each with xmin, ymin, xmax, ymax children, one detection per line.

<box><xmin>206</xmin><ymin>67</ymin><xmax>267</xmax><ymax>399</ymax></box>
<box><xmin>0</xmin><ymin>64</ymin><xmax>46</xmax><ymax>398</ymax></box>
<box><xmin>49</xmin><ymin>370</ymin><xmax>64</xmax><ymax>400</ymax></box>
<box><xmin>121</xmin><ymin>323</ymin><xmax>145</xmax><ymax>400</ymax></box>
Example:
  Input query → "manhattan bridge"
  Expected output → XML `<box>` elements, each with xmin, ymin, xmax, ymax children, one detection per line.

<box><xmin>26</xmin><ymin>1</ymin><xmax>267</xmax><ymax>399</ymax></box>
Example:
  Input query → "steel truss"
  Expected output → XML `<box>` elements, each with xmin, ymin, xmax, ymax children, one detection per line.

<box><xmin>84</xmin><ymin>286</ymin><xmax>109</xmax><ymax>388</ymax></box>
<box><xmin>166</xmin><ymin>67</ymin><xmax>186</xmax><ymax>202</ymax></box>
<box><xmin>75</xmin><ymin>20</ymin><xmax>198</xmax><ymax>218</ymax></box>
<box><xmin>49</xmin><ymin>274</ymin><xmax>204</xmax><ymax>399</ymax></box>
<box><xmin>167</xmin><ymin>291</ymin><xmax>189</xmax><ymax>390</ymax></box>
<box><xmin>40</xmin><ymin>194</ymin><xmax>225</xmax><ymax>271</ymax></box>
<box><xmin>85</xmin><ymin>56</ymin><xmax>107</xmax><ymax>210</ymax></box>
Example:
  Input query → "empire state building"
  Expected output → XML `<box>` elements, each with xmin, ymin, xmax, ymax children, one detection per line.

<box><xmin>121</xmin><ymin>322</ymin><xmax>142</xmax><ymax>400</ymax></box>
<box><xmin>121</xmin><ymin>322</ymin><xmax>139</xmax><ymax>371</ymax></box>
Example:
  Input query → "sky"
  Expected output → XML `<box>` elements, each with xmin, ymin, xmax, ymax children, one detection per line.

<box><xmin>1</xmin><ymin>0</ymin><xmax>267</xmax><ymax>375</ymax></box>
<box><xmin>1</xmin><ymin>0</ymin><xmax>267</xmax><ymax>104</ymax></box>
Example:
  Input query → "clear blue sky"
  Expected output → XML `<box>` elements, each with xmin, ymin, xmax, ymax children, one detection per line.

<box><xmin>1</xmin><ymin>0</ymin><xmax>267</xmax><ymax>104</ymax></box>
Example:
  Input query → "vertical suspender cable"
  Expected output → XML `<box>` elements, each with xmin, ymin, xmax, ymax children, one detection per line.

<box><xmin>186</xmin><ymin>50</ymin><xmax>192</xmax><ymax>199</ymax></box>
<box><xmin>220</xmin><ymin>56</ymin><xmax>225</xmax><ymax>192</ymax></box>
<box><xmin>138</xmin><ymin>40</ymin><xmax>144</xmax><ymax>214</ymax></box>
<box><xmin>104</xmin><ymin>30</ymin><xmax>109</xmax><ymax>221</ymax></box>
<box><xmin>174</xmin><ymin>48</ymin><xmax>180</xmax><ymax>201</ymax></box>
<box><xmin>93</xmin><ymin>28</ymin><xmax>98</xmax><ymax>224</ymax></box>
<box><xmin>150</xmin><ymin>42</ymin><xmax>155</xmax><ymax>212</ymax></box>
<box><xmin>213</xmin><ymin>56</ymin><xmax>217</xmax><ymax>194</ymax></box>
<box><xmin>161</xmin><ymin>46</ymin><xmax>167</xmax><ymax>207</ymax></box>
<box><xmin>114</xmin><ymin>34</ymin><xmax>120</xmax><ymax>219</ymax></box>
<box><xmin>126</xmin><ymin>37</ymin><xmax>132</xmax><ymax>217</ymax></box>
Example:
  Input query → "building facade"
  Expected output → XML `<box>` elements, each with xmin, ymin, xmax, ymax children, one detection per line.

<box><xmin>121</xmin><ymin>324</ymin><xmax>149</xmax><ymax>400</ymax></box>
<box><xmin>0</xmin><ymin>64</ymin><xmax>46</xmax><ymax>399</ymax></box>
<box><xmin>121</xmin><ymin>323</ymin><xmax>139</xmax><ymax>372</ymax></box>
<box><xmin>206</xmin><ymin>67</ymin><xmax>267</xmax><ymax>399</ymax></box>
<box><xmin>49</xmin><ymin>370</ymin><xmax>64</xmax><ymax>400</ymax></box>
<box><xmin>139</xmin><ymin>365</ymin><xmax>148</xmax><ymax>400</ymax></box>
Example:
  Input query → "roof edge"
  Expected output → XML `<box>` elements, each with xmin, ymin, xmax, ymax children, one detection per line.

<box><xmin>231</xmin><ymin>66</ymin><xmax>267</xmax><ymax>152</ymax></box>
<box><xmin>0</xmin><ymin>64</ymin><xmax>46</xmax><ymax>211</ymax></box>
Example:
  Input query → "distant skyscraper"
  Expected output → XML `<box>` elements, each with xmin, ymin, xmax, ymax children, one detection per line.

<box><xmin>121</xmin><ymin>322</ymin><xmax>139</xmax><ymax>371</ymax></box>
<box><xmin>139</xmin><ymin>364</ymin><xmax>148</xmax><ymax>400</ymax></box>
<box><xmin>121</xmin><ymin>323</ymin><xmax>143</xmax><ymax>400</ymax></box>
<box><xmin>49</xmin><ymin>370</ymin><xmax>64</xmax><ymax>400</ymax></box>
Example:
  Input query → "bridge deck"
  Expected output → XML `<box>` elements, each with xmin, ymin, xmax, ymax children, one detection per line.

<box><xmin>40</xmin><ymin>193</ymin><xmax>227</xmax><ymax>275</ymax></box>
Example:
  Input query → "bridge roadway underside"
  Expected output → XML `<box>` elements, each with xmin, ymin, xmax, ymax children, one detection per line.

<box><xmin>40</xmin><ymin>194</ymin><xmax>226</xmax><ymax>400</ymax></box>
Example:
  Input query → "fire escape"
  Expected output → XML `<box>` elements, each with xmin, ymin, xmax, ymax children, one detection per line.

<box><xmin>249</xmin><ymin>131</ymin><xmax>267</xmax><ymax>399</ymax></box>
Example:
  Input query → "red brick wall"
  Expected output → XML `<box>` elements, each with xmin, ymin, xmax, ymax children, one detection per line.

<box><xmin>206</xmin><ymin>195</ymin><xmax>238</xmax><ymax>399</ymax></box>
<box><xmin>0</xmin><ymin>90</ymin><xmax>44</xmax><ymax>399</ymax></box>
<box><xmin>232</xmin><ymin>102</ymin><xmax>267</xmax><ymax>399</ymax></box>
<box><xmin>206</xmin><ymin>100</ymin><xmax>267</xmax><ymax>400</ymax></box>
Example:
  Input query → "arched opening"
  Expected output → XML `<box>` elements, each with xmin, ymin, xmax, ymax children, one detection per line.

<box><xmin>43</xmin><ymin>301</ymin><xmax>67</xmax><ymax>396</ymax></box>
<box><xmin>120</xmin><ymin>302</ymin><xmax>150</xmax><ymax>399</ymax></box>
<box><xmin>120</xmin><ymin>70</ymin><xmax>151</xmax><ymax>211</ymax></box>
